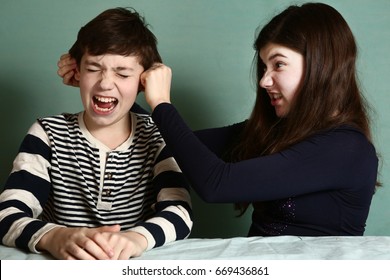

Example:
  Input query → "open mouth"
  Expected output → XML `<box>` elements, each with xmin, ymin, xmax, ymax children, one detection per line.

<box><xmin>269</xmin><ymin>93</ymin><xmax>282</xmax><ymax>100</ymax></box>
<box><xmin>93</xmin><ymin>96</ymin><xmax>118</xmax><ymax>113</ymax></box>
<box><xmin>268</xmin><ymin>93</ymin><xmax>283</xmax><ymax>106</ymax></box>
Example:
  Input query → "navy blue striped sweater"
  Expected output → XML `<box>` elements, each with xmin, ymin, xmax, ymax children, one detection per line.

<box><xmin>0</xmin><ymin>111</ymin><xmax>192</xmax><ymax>253</ymax></box>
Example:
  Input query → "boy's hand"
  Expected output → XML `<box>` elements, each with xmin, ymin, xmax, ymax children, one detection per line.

<box><xmin>98</xmin><ymin>230</ymin><xmax>148</xmax><ymax>260</ymax></box>
<box><xmin>57</xmin><ymin>53</ymin><xmax>79</xmax><ymax>87</ymax></box>
<box><xmin>37</xmin><ymin>225</ymin><xmax>118</xmax><ymax>260</ymax></box>
<box><xmin>37</xmin><ymin>225</ymin><xmax>147</xmax><ymax>260</ymax></box>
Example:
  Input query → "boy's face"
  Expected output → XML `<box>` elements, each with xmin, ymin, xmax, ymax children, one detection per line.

<box><xmin>76</xmin><ymin>53</ymin><xmax>144</xmax><ymax>132</ymax></box>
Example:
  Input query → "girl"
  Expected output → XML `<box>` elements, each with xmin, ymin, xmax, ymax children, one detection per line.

<box><xmin>141</xmin><ymin>2</ymin><xmax>379</xmax><ymax>236</ymax></box>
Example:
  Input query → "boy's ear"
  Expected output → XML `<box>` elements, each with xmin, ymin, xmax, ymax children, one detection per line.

<box><xmin>138</xmin><ymin>81</ymin><xmax>145</xmax><ymax>93</ymax></box>
<box><xmin>75</xmin><ymin>68</ymin><xmax>81</xmax><ymax>81</ymax></box>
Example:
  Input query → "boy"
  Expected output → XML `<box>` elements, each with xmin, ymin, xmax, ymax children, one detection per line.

<box><xmin>0</xmin><ymin>7</ymin><xmax>192</xmax><ymax>260</ymax></box>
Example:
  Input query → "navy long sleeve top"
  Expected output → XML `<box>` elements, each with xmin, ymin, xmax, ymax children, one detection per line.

<box><xmin>152</xmin><ymin>103</ymin><xmax>378</xmax><ymax>236</ymax></box>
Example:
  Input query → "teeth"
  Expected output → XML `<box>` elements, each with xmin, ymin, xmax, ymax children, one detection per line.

<box><xmin>94</xmin><ymin>96</ymin><xmax>117</xmax><ymax>103</ymax></box>
<box><xmin>93</xmin><ymin>96</ymin><xmax>117</xmax><ymax>112</ymax></box>
<box><xmin>94</xmin><ymin>104</ymin><xmax>115</xmax><ymax>112</ymax></box>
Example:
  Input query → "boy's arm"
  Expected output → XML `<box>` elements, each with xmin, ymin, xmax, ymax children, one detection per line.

<box><xmin>128</xmin><ymin>146</ymin><xmax>193</xmax><ymax>251</ymax></box>
<box><xmin>0</xmin><ymin>121</ymin><xmax>62</xmax><ymax>253</ymax></box>
<box><xmin>130</xmin><ymin>186</ymin><xmax>192</xmax><ymax>251</ymax></box>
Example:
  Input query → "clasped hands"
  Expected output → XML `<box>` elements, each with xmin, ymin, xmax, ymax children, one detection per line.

<box><xmin>37</xmin><ymin>224</ymin><xmax>147</xmax><ymax>260</ymax></box>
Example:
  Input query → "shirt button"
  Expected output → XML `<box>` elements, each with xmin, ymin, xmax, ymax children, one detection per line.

<box><xmin>106</xmin><ymin>173</ymin><xmax>113</xmax><ymax>179</ymax></box>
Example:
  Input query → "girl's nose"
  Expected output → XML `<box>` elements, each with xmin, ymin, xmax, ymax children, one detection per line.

<box><xmin>259</xmin><ymin>71</ymin><xmax>273</xmax><ymax>88</ymax></box>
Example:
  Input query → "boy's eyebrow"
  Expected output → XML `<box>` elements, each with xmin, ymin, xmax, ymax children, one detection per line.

<box><xmin>115</xmin><ymin>66</ymin><xmax>135</xmax><ymax>71</ymax></box>
<box><xmin>84</xmin><ymin>60</ymin><xmax>135</xmax><ymax>71</ymax></box>
<box><xmin>84</xmin><ymin>60</ymin><xmax>101</xmax><ymax>67</ymax></box>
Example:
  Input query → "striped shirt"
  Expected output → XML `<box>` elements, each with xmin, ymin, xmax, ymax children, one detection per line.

<box><xmin>0</xmin><ymin>111</ymin><xmax>192</xmax><ymax>253</ymax></box>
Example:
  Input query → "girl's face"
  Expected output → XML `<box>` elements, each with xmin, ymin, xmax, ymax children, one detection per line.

<box><xmin>259</xmin><ymin>43</ymin><xmax>304</xmax><ymax>118</ymax></box>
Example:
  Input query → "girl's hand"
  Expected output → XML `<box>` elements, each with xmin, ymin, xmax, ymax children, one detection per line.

<box><xmin>141</xmin><ymin>63</ymin><xmax>172</xmax><ymax>111</ymax></box>
<box><xmin>57</xmin><ymin>53</ymin><xmax>79</xmax><ymax>87</ymax></box>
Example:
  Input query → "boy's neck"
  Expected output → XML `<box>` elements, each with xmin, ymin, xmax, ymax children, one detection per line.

<box><xmin>83</xmin><ymin>113</ymin><xmax>132</xmax><ymax>150</ymax></box>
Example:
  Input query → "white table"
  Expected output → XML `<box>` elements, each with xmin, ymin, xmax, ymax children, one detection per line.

<box><xmin>1</xmin><ymin>236</ymin><xmax>389</xmax><ymax>260</ymax></box>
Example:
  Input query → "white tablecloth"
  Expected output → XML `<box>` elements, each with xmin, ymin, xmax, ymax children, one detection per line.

<box><xmin>1</xmin><ymin>236</ymin><xmax>389</xmax><ymax>260</ymax></box>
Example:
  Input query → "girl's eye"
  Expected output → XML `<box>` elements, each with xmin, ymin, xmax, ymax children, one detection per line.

<box><xmin>87</xmin><ymin>68</ymin><xmax>99</xmax><ymax>72</ymax></box>
<box><xmin>117</xmin><ymin>73</ymin><xmax>129</xmax><ymax>78</ymax></box>
<box><xmin>275</xmin><ymin>62</ymin><xmax>285</xmax><ymax>68</ymax></box>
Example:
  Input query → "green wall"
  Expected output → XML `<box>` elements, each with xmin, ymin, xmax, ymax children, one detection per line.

<box><xmin>1</xmin><ymin>0</ymin><xmax>389</xmax><ymax>237</ymax></box>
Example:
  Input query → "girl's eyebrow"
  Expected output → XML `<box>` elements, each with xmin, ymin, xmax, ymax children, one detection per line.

<box><xmin>268</xmin><ymin>53</ymin><xmax>287</xmax><ymax>61</ymax></box>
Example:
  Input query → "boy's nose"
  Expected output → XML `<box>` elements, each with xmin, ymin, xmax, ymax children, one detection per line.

<box><xmin>100</xmin><ymin>73</ymin><xmax>114</xmax><ymax>90</ymax></box>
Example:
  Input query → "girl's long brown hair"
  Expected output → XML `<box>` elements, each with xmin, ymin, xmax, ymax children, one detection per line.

<box><xmin>231</xmin><ymin>3</ymin><xmax>375</xmax><ymax>215</ymax></box>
